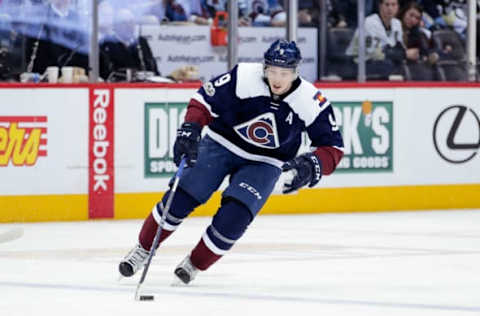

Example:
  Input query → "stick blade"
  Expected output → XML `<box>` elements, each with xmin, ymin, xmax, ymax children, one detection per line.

<box><xmin>138</xmin><ymin>295</ymin><xmax>154</xmax><ymax>301</ymax></box>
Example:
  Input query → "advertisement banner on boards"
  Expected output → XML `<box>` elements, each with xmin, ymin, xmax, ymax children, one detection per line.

<box><xmin>140</xmin><ymin>97</ymin><xmax>395</xmax><ymax>179</ymax></box>
<box><xmin>0</xmin><ymin>115</ymin><xmax>48</xmax><ymax>167</ymax></box>
<box><xmin>89</xmin><ymin>87</ymin><xmax>115</xmax><ymax>218</ymax></box>
<box><xmin>141</xmin><ymin>25</ymin><xmax>318</xmax><ymax>82</ymax></box>
<box><xmin>333</xmin><ymin>101</ymin><xmax>393</xmax><ymax>173</ymax></box>
<box><xmin>144</xmin><ymin>102</ymin><xmax>188</xmax><ymax>177</ymax></box>
<box><xmin>0</xmin><ymin>88</ymin><xmax>89</xmax><ymax>196</ymax></box>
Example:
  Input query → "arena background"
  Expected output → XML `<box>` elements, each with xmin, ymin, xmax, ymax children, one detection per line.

<box><xmin>0</xmin><ymin>81</ymin><xmax>479</xmax><ymax>223</ymax></box>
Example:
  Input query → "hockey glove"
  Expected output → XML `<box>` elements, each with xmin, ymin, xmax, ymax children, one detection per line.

<box><xmin>173</xmin><ymin>122</ymin><xmax>202</xmax><ymax>167</ymax></box>
<box><xmin>282</xmin><ymin>152</ymin><xmax>322</xmax><ymax>194</ymax></box>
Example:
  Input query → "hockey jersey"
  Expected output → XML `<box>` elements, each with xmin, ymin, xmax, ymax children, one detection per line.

<box><xmin>186</xmin><ymin>63</ymin><xmax>344</xmax><ymax>173</ymax></box>
<box><xmin>346</xmin><ymin>13</ymin><xmax>403</xmax><ymax>61</ymax></box>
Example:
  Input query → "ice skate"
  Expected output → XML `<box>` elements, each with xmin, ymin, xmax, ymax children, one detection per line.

<box><xmin>119</xmin><ymin>244</ymin><xmax>150</xmax><ymax>277</ymax></box>
<box><xmin>174</xmin><ymin>255</ymin><xmax>198</xmax><ymax>284</ymax></box>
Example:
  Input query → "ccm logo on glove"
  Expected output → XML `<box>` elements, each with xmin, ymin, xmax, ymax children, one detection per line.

<box><xmin>173</xmin><ymin>122</ymin><xmax>202</xmax><ymax>167</ymax></box>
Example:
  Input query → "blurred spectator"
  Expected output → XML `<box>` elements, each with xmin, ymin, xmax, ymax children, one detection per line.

<box><xmin>187</xmin><ymin>0</ymin><xmax>245</xmax><ymax>26</ymax></box>
<box><xmin>99</xmin><ymin>7</ymin><xmax>199</xmax><ymax>82</ymax></box>
<box><xmin>421</xmin><ymin>0</ymin><xmax>468</xmax><ymax>39</ymax></box>
<box><xmin>297</xmin><ymin>0</ymin><xmax>321</xmax><ymax>27</ymax></box>
<box><xmin>0</xmin><ymin>13</ymin><xmax>16</xmax><ymax>80</ymax></box>
<box><xmin>398</xmin><ymin>1</ymin><xmax>438</xmax><ymax>80</ymax></box>
<box><xmin>23</xmin><ymin>0</ymin><xmax>88</xmax><ymax>75</ymax></box>
<box><xmin>144</xmin><ymin>0</ymin><xmax>188</xmax><ymax>24</ymax></box>
<box><xmin>98</xmin><ymin>0</ymin><xmax>114</xmax><ymax>40</ymax></box>
<box><xmin>0</xmin><ymin>1</ymin><xmax>32</xmax><ymax>80</ymax></box>
<box><xmin>180</xmin><ymin>0</ymin><xmax>216</xmax><ymax>25</ymax></box>
<box><xmin>239</xmin><ymin>0</ymin><xmax>286</xmax><ymax>27</ymax></box>
<box><xmin>346</xmin><ymin>0</ymin><xmax>406</xmax><ymax>79</ymax></box>
<box><xmin>99</xmin><ymin>8</ymin><xmax>159</xmax><ymax>80</ymax></box>
<box><xmin>330</xmin><ymin>0</ymin><xmax>377</xmax><ymax>28</ymax></box>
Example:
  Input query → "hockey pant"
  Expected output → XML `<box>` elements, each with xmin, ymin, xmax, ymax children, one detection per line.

<box><xmin>138</xmin><ymin>188</ymin><xmax>253</xmax><ymax>271</ymax></box>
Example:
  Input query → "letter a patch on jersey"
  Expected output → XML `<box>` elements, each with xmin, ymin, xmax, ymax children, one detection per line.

<box><xmin>234</xmin><ymin>113</ymin><xmax>280</xmax><ymax>149</ymax></box>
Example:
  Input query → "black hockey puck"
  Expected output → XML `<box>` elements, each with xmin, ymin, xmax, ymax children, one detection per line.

<box><xmin>139</xmin><ymin>295</ymin><xmax>154</xmax><ymax>301</ymax></box>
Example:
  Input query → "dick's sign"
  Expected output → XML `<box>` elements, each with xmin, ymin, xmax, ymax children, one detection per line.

<box><xmin>332</xmin><ymin>101</ymin><xmax>393</xmax><ymax>172</ymax></box>
<box><xmin>144</xmin><ymin>100</ymin><xmax>393</xmax><ymax>176</ymax></box>
<box><xmin>144</xmin><ymin>102</ymin><xmax>187</xmax><ymax>177</ymax></box>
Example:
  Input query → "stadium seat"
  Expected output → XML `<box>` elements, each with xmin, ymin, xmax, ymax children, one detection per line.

<box><xmin>432</xmin><ymin>29</ymin><xmax>466</xmax><ymax>62</ymax></box>
<box><xmin>405</xmin><ymin>62</ymin><xmax>436</xmax><ymax>81</ymax></box>
<box><xmin>436</xmin><ymin>60</ymin><xmax>468</xmax><ymax>81</ymax></box>
<box><xmin>326</xmin><ymin>27</ymin><xmax>356</xmax><ymax>80</ymax></box>
<box><xmin>432</xmin><ymin>29</ymin><xmax>467</xmax><ymax>81</ymax></box>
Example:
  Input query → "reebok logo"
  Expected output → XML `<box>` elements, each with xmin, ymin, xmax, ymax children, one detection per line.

<box><xmin>92</xmin><ymin>90</ymin><xmax>110</xmax><ymax>191</ymax></box>
<box><xmin>89</xmin><ymin>88</ymin><xmax>114</xmax><ymax>218</ymax></box>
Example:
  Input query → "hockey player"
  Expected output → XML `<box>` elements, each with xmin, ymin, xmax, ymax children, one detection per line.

<box><xmin>119</xmin><ymin>39</ymin><xmax>344</xmax><ymax>284</ymax></box>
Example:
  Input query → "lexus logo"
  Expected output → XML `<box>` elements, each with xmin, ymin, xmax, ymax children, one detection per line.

<box><xmin>433</xmin><ymin>105</ymin><xmax>480</xmax><ymax>163</ymax></box>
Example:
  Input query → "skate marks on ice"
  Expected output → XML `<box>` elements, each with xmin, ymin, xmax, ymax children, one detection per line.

<box><xmin>2</xmin><ymin>211</ymin><xmax>480</xmax><ymax>315</ymax></box>
<box><xmin>0</xmin><ymin>227</ymin><xmax>24</xmax><ymax>244</ymax></box>
<box><xmin>2</xmin><ymin>242</ymin><xmax>480</xmax><ymax>314</ymax></box>
<box><xmin>1</xmin><ymin>279</ymin><xmax>480</xmax><ymax>313</ymax></box>
<box><xmin>1</xmin><ymin>241</ymin><xmax>480</xmax><ymax>262</ymax></box>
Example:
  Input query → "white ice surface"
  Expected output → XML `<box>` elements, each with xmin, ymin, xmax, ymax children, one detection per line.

<box><xmin>1</xmin><ymin>210</ymin><xmax>480</xmax><ymax>316</ymax></box>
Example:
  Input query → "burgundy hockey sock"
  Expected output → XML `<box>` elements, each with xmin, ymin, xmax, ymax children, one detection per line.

<box><xmin>138</xmin><ymin>213</ymin><xmax>173</xmax><ymax>250</ymax></box>
<box><xmin>190</xmin><ymin>238</ymin><xmax>222</xmax><ymax>271</ymax></box>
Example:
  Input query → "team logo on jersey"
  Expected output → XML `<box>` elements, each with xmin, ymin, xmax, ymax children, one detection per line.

<box><xmin>203</xmin><ymin>81</ymin><xmax>215</xmax><ymax>96</ymax></box>
<box><xmin>313</xmin><ymin>91</ymin><xmax>328</xmax><ymax>107</ymax></box>
<box><xmin>234</xmin><ymin>113</ymin><xmax>280</xmax><ymax>149</ymax></box>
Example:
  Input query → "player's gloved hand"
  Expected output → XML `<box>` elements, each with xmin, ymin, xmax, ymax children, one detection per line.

<box><xmin>282</xmin><ymin>152</ymin><xmax>322</xmax><ymax>194</ymax></box>
<box><xmin>173</xmin><ymin>122</ymin><xmax>202</xmax><ymax>167</ymax></box>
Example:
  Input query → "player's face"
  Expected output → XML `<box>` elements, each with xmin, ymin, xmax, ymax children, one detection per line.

<box><xmin>265</xmin><ymin>66</ymin><xmax>296</xmax><ymax>95</ymax></box>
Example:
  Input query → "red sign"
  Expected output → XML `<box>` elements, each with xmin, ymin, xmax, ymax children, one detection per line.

<box><xmin>0</xmin><ymin>116</ymin><xmax>48</xmax><ymax>166</ymax></box>
<box><xmin>88</xmin><ymin>88</ymin><xmax>114</xmax><ymax>218</ymax></box>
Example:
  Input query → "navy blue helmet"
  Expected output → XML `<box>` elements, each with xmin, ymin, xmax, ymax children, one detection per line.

<box><xmin>264</xmin><ymin>39</ymin><xmax>302</xmax><ymax>69</ymax></box>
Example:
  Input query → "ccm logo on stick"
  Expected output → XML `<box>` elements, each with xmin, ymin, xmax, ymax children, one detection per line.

<box><xmin>89</xmin><ymin>88</ymin><xmax>114</xmax><ymax>218</ymax></box>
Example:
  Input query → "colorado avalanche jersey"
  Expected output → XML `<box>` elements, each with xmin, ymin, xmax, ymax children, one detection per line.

<box><xmin>189</xmin><ymin>63</ymin><xmax>344</xmax><ymax>169</ymax></box>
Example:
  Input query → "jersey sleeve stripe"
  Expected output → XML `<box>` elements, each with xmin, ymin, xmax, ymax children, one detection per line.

<box><xmin>151</xmin><ymin>205</ymin><xmax>179</xmax><ymax>231</ymax></box>
<box><xmin>192</xmin><ymin>92</ymin><xmax>219</xmax><ymax>118</ymax></box>
<box><xmin>202</xmin><ymin>231</ymin><xmax>228</xmax><ymax>255</ymax></box>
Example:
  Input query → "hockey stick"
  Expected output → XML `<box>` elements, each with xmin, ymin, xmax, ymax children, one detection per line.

<box><xmin>134</xmin><ymin>158</ymin><xmax>187</xmax><ymax>301</ymax></box>
<box><xmin>0</xmin><ymin>227</ymin><xmax>24</xmax><ymax>244</ymax></box>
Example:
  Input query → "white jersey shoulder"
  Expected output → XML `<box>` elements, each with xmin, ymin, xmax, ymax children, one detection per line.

<box><xmin>235</xmin><ymin>63</ymin><xmax>270</xmax><ymax>99</ymax></box>
<box><xmin>366</xmin><ymin>14</ymin><xmax>403</xmax><ymax>46</ymax></box>
<box><xmin>347</xmin><ymin>14</ymin><xmax>403</xmax><ymax>57</ymax></box>
<box><xmin>284</xmin><ymin>78</ymin><xmax>330</xmax><ymax>127</ymax></box>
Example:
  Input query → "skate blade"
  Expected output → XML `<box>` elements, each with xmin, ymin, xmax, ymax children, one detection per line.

<box><xmin>170</xmin><ymin>275</ymin><xmax>188</xmax><ymax>287</ymax></box>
